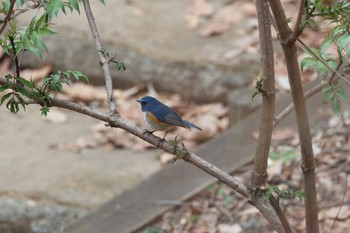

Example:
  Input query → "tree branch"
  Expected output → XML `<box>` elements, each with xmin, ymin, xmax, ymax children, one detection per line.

<box><xmin>252</xmin><ymin>1</ymin><xmax>294</xmax><ymax>231</ymax></box>
<box><xmin>268</xmin><ymin>0</ymin><xmax>319</xmax><ymax>232</ymax></box>
<box><xmin>82</xmin><ymin>0</ymin><xmax>117</xmax><ymax>114</ymax></box>
<box><xmin>0</xmin><ymin>0</ymin><xmax>16</xmax><ymax>36</ymax></box>
<box><xmin>291</xmin><ymin>0</ymin><xmax>305</xmax><ymax>40</ymax></box>
<box><xmin>251</xmin><ymin>0</ymin><xmax>276</xmax><ymax>188</ymax></box>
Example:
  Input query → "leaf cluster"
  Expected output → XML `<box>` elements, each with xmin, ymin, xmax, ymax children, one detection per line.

<box><xmin>0</xmin><ymin>70</ymin><xmax>87</xmax><ymax>115</ymax></box>
<box><xmin>99</xmin><ymin>48</ymin><xmax>127</xmax><ymax>71</ymax></box>
<box><xmin>265</xmin><ymin>185</ymin><xmax>304</xmax><ymax>201</ymax></box>
<box><xmin>301</xmin><ymin>0</ymin><xmax>350</xmax><ymax>114</ymax></box>
<box><xmin>269</xmin><ymin>149</ymin><xmax>299</xmax><ymax>164</ymax></box>
<box><xmin>0</xmin><ymin>14</ymin><xmax>56</xmax><ymax>60</ymax></box>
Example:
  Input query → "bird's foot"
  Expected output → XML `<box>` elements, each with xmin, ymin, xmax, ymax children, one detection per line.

<box><xmin>157</xmin><ymin>138</ymin><xmax>166</xmax><ymax>147</ymax></box>
<box><xmin>142</xmin><ymin>129</ymin><xmax>155</xmax><ymax>135</ymax></box>
<box><xmin>157</xmin><ymin>131</ymin><xmax>169</xmax><ymax>147</ymax></box>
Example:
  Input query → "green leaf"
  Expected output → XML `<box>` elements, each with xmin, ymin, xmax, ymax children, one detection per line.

<box><xmin>337</xmin><ymin>33</ymin><xmax>350</xmax><ymax>50</ymax></box>
<box><xmin>315</xmin><ymin>61</ymin><xmax>328</xmax><ymax>77</ymax></box>
<box><xmin>46</xmin><ymin>0</ymin><xmax>64</xmax><ymax>20</ymax></box>
<box><xmin>320</xmin><ymin>35</ymin><xmax>333</xmax><ymax>54</ymax></box>
<box><xmin>0</xmin><ymin>92</ymin><xmax>12</xmax><ymax>105</ymax></box>
<box><xmin>38</xmin><ymin>28</ymin><xmax>57</xmax><ymax>36</ymax></box>
<box><xmin>300</xmin><ymin>57</ymin><xmax>316</xmax><ymax>71</ymax></box>
<box><xmin>69</xmin><ymin>0</ymin><xmax>80</xmax><ymax>13</ymax></box>
<box><xmin>269</xmin><ymin>149</ymin><xmax>299</xmax><ymax>163</ymax></box>
<box><xmin>0</xmin><ymin>83</ymin><xmax>12</xmax><ymax>92</ymax></box>
<box><xmin>16</xmin><ymin>85</ymin><xmax>32</xmax><ymax>99</ymax></box>
<box><xmin>323</xmin><ymin>90</ymin><xmax>334</xmax><ymax>103</ymax></box>
<box><xmin>331</xmin><ymin>98</ymin><xmax>341</xmax><ymax>115</ymax></box>
<box><xmin>304</xmin><ymin>47</ymin><xmax>321</xmax><ymax>57</ymax></box>
<box><xmin>346</xmin><ymin>45</ymin><xmax>350</xmax><ymax>61</ymax></box>
<box><xmin>6</xmin><ymin>98</ymin><xmax>19</xmax><ymax>113</ymax></box>
<box><xmin>321</xmin><ymin>84</ymin><xmax>333</xmax><ymax>94</ymax></box>
<box><xmin>16</xmin><ymin>77</ymin><xmax>34</xmax><ymax>89</ymax></box>
<box><xmin>40</xmin><ymin>106</ymin><xmax>50</xmax><ymax>116</ymax></box>
<box><xmin>116</xmin><ymin>62</ymin><xmax>126</xmax><ymax>71</ymax></box>
<box><xmin>98</xmin><ymin>0</ymin><xmax>106</xmax><ymax>5</ymax></box>
<box><xmin>34</xmin><ymin>14</ymin><xmax>47</xmax><ymax>31</ymax></box>
<box><xmin>327</xmin><ymin>59</ymin><xmax>337</xmax><ymax>70</ymax></box>
<box><xmin>335</xmin><ymin>87</ymin><xmax>349</xmax><ymax>102</ymax></box>
<box><xmin>14</xmin><ymin>93</ymin><xmax>26</xmax><ymax>110</ymax></box>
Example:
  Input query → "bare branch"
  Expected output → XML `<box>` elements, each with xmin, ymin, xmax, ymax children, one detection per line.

<box><xmin>291</xmin><ymin>0</ymin><xmax>305</xmax><ymax>40</ymax></box>
<box><xmin>0</xmin><ymin>0</ymin><xmax>16</xmax><ymax>36</ymax></box>
<box><xmin>273</xmin><ymin>80</ymin><xmax>326</xmax><ymax>127</ymax></box>
<box><xmin>252</xmin><ymin>0</ymin><xmax>276</xmax><ymax>187</ymax></box>
<box><xmin>82</xmin><ymin>0</ymin><xmax>117</xmax><ymax>114</ymax></box>
<box><xmin>268</xmin><ymin>0</ymin><xmax>319</xmax><ymax>232</ymax></box>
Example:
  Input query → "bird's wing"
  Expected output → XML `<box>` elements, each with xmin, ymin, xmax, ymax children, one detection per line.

<box><xmin>151</xmin><ymin>104</ymin><xmax>188</xmax><ymax>128</ymax></box>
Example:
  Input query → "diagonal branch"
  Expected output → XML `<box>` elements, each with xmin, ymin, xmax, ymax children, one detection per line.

<box><xmin>0</xmin><ymin>76</ymin><xmax>286</xmax><ymax>233</ymax></box>
<box><xmin>82</xmin><ymin>0</ymin><xmax>117</xmax><ymax>114</ymax></box>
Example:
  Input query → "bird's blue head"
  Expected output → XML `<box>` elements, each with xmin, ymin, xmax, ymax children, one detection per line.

<box><xmin>136</xmin><ymin>96</ymin><xmax>160</xmax><ymax>112</ymax></box>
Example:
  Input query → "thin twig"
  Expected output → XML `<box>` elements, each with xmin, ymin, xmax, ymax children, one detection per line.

<box><xmin>0</xmin><ymin>0</ymin><xmax>15</xmax><ymax>35</ymax></box>
<box><xmin>82</xmin><ymin>0</ymin><xmax>117</xmax><ymax>114</ymax></box>
<box><xmin>273</xmin><ymin>80</ymin><xmax>326</xmax><ymax>127</ymax></box>
<box><xmin>269</xmin><ymin>195</ymin><xmax>295</xmax><ymax>233</ymax></box>
<box><xmin>291</xmin><ymin>0</ymin><xmax>305</xmax><ymax>40</ymax></box>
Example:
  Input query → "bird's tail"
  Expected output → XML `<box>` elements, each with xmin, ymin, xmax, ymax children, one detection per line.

<box><xmin>182</xmin><ymin>120</ymin><xmax>202</xmax><ymax>131</ymax></box>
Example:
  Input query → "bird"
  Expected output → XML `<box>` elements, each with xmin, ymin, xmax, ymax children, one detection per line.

<box><xmin>136</xmin><ymin>96</ymin><xmax>202</xmax><ymax>141</ymax></box>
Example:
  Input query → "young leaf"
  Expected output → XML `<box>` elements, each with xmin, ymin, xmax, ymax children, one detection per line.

<box><xmin>0</xmin><ymin>92</ymin><xmax>13</xmax><ymax>105</ymax></box>
<box><xmin>17</xmin><ymin>85</ymin><xmax>32</xmax><ymax>99</ymax></box>
<box><xmin>331</xmin><ymin>98</ymin><xmax>341</xmax><ymax>115</ymax></box>
<box><xmin>69</xmin><ymin>0</ymin><xmax>80</xmax><ymax>13</ymax></box>
<box><xmin>16</xmin><ymin>77</ymin><xmax>34</xmax><ymax>89</ymax></box>
<box><xmin>0</xmin><ymin>83</ymin><xmax>12</xmax><ymax>92</ymax></box>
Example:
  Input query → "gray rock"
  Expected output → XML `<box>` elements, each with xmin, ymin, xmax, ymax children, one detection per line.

<box><xmin>17</xmin><ymin>0</ymin><xmax>260</xmax><ymax>102</ymax></box>
<box><xmin>0</xmin><ymin>197</ymin><xmax>87</xmax><ymax>233</ymax></box>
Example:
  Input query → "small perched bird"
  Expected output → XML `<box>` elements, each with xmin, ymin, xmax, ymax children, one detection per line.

<box><xmin>136</xmin><ymin>96</ymin><xmax>202</xmax><ymax>140</ymax></box>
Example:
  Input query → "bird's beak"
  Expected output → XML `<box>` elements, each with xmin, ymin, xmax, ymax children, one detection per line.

<box><xmin>136</xmin><ymin>99</ymin><xmax>141</xmax><ymax>103</ymax></box>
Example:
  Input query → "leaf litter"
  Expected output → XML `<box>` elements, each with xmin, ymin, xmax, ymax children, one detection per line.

<box><xmin>140</xmin><ymin>107</ymin><xmax>350</xmax><ymax>233</ymax></box>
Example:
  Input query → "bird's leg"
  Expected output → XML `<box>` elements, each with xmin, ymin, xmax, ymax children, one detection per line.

<box><xmin>142</xmin><ymin>129</ymin><xmax>155</xmax><ymax>135</ymax></box>
<box><xmin>157</xmin><ymin>130</ymin><xmax>169</xmax><ymax>147</ymax></box>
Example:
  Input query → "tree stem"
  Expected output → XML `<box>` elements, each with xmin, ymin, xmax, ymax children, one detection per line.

<box><xmin>268</xmin><ymin>1</ymin><xmax>320</xmax><ymax>232</ymax></box>
<box><xmin>82</xmin><ymin>0</ymin><xmax>117</xmax><ymax>114</ymax></box>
